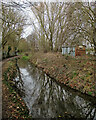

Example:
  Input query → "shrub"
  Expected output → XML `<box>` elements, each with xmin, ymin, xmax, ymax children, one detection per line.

<box><xmin>22</xmin><ymin>56</ymin><xmax>29</xmax><ymax>60</ymax></box>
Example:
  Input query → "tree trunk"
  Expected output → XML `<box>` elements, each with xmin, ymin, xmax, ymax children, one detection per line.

<box><xmin>50</xmin><ymin>33</ymin><xmax>53</xmax><ymax>51</ymax></box>
<box><xmin>93</xmin><ymin>1</ymin><xmax>96</xmax><ymax>94</ymax></box>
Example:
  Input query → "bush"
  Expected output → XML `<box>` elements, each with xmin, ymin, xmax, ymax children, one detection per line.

<box><xmin>22</xmin><ymin>56</ymin><xmax>29</xmax><ymax>60</ymax></box>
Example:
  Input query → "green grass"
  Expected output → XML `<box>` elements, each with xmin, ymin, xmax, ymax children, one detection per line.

<box><xmin>88</xmin><ymin>91</ymin><xmax>92</xmax><ymax>95</ymax></box>
<box><xmin>8</xmin><ymin>61</ymin><xmax>13</xmax><ymax>66</ymax></box>
<box><xmin>22</xmin><ymin>56</ymin><xmax>29</xmax><ymax>60</ymax></box>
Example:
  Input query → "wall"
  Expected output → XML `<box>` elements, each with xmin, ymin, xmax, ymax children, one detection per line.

<box><xmin>62</xmin><ymin>47</ymin><xmax>75</xmax><ymax>57</ymax></box>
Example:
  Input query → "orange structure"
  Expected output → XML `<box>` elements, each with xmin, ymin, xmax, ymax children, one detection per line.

<box><xmin>75</xmin><ymin>45</ymin><xmax>86</xmax><ymax>56</ymax></box>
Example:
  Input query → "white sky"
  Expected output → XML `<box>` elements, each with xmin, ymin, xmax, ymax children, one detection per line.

<box><xmin>4</xmin><ymin>0</ymin><xmax>94</xmax><ymax>38</ymax></box>
<box><xmin>21</xmin><ymin>0</ymin><xmax>94</xmax><ymax>38</ymax></box>
<box><xmin>21</xmin><ymin>6</ymin><xmax>34</xmax><ymax>38</ymax></box>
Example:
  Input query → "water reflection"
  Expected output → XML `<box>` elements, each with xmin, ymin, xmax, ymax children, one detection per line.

<box><xmin>14</xmin><ymin>59</ymin><xmax>96</xmax><ymax>119</ymax></box>
<box><xmin>13</xmin><ymin>59</ymin><xmax>25</xmax><ymax>97</ymax></box>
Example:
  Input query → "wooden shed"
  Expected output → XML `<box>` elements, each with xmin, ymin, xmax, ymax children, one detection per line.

<box><xmin>62</xmin><ymin>45</ymin><xmax>86</xmax><ymax>57</ymax></box>
<box><xmin>75</xmin><ymin>45</ymin><xmax>86</xmax><ymax>56</ymax></box>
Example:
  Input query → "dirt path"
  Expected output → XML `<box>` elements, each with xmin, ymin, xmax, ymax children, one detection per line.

<box><xmin>2</xmin><ymin>55</ymin><xmax>20</xmax><ymax>65</ymax></box>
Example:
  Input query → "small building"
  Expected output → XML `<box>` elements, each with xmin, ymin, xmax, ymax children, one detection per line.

<box><xmin>75</xmin><ymin>45</ymin><xmax>86</xmax><ymax>56</ymax></box>
<box><xmin>62</xmin><ymin>45</ymin><xmax>86</xmax><ymax>57</ymax></box>
<box><xmin>62</xmin><ymin>46</ymin><xmax>75</xmax><ymax>57</ymax></box>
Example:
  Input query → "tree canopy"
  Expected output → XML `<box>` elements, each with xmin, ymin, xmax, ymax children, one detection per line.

<box><xmin>1</xmin><ymin>1</ymin><xmax>96</xmax><ymax>54</ymax></box>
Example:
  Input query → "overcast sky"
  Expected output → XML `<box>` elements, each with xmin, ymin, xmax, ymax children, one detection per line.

<box><xmin>20</xmin><ymin>0</ymin><xmax>94</xmax><ymax>38</ymax></box>
<box><xmin>3</xmin><ymin>0</ymin><xmax>94</xmax><ymax>38</ymax></box>
<box><xmin>21</xmin><ymin>6</ymin><xmax>34</xmax><ymax>38</ymax></box>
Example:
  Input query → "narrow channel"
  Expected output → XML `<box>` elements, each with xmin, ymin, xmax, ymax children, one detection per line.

<box><xmin>14</xmin><ymin>59</ymin><xmax>96</xmax><ymax>119</ymax></box>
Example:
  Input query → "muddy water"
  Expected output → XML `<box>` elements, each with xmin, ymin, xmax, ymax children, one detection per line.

<box><xmin>14</xmin><ymin>59</ymin><xmax>96</xmax><ymax>119</ymax></box>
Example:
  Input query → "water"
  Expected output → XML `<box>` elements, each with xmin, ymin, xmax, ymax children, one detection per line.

<box><xmin>14</xmin><ymin>59</ymin><xmax>96</xmax><ymax>119</ymax></box>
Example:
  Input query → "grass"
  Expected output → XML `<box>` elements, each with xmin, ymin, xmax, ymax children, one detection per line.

<box><xmin>88</xmin><ymin>91</ymin><xmax>92</xmax><ymax>95</ymax></box>
<box><xmin>29</xmin><ymin>52</ymin><xmax>96</xmax><ymax>97</ymax></box>
<box><xmin>22</xmin><ymin>55</ymin><xmax>29</xmax><ymax>60</ymax></box>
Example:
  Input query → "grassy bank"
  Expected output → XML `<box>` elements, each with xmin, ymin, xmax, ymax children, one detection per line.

<box><xmin>2</xmin><ymin>58</ymin><xmax>32</xmax><ymax>119</ymax></box>
<box><xmin>29</xmin><ymin>52</ymin><xmax>96</xmax><ymax>97</ymax></box>
<box><xmin>2</xmin><ymin>52</ymin><xmax>96</xmax><ymax>118</ymax></box>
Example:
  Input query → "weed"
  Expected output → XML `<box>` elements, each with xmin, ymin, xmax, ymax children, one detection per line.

<box><xmin>22</xmin><ymin>56</ymin><xmax>29</xmax><ymax>60</ymax></box>
<box><xmin>88</xmin><ymin>91</ymin><xmax>92</xmax><ymax>95</ymax></box>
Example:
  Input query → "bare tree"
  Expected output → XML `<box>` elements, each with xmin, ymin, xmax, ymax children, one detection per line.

<box><xmin>2</xmin><ymin>2</ymin><xmax>25</xmax><ymax>58</ymax></box>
